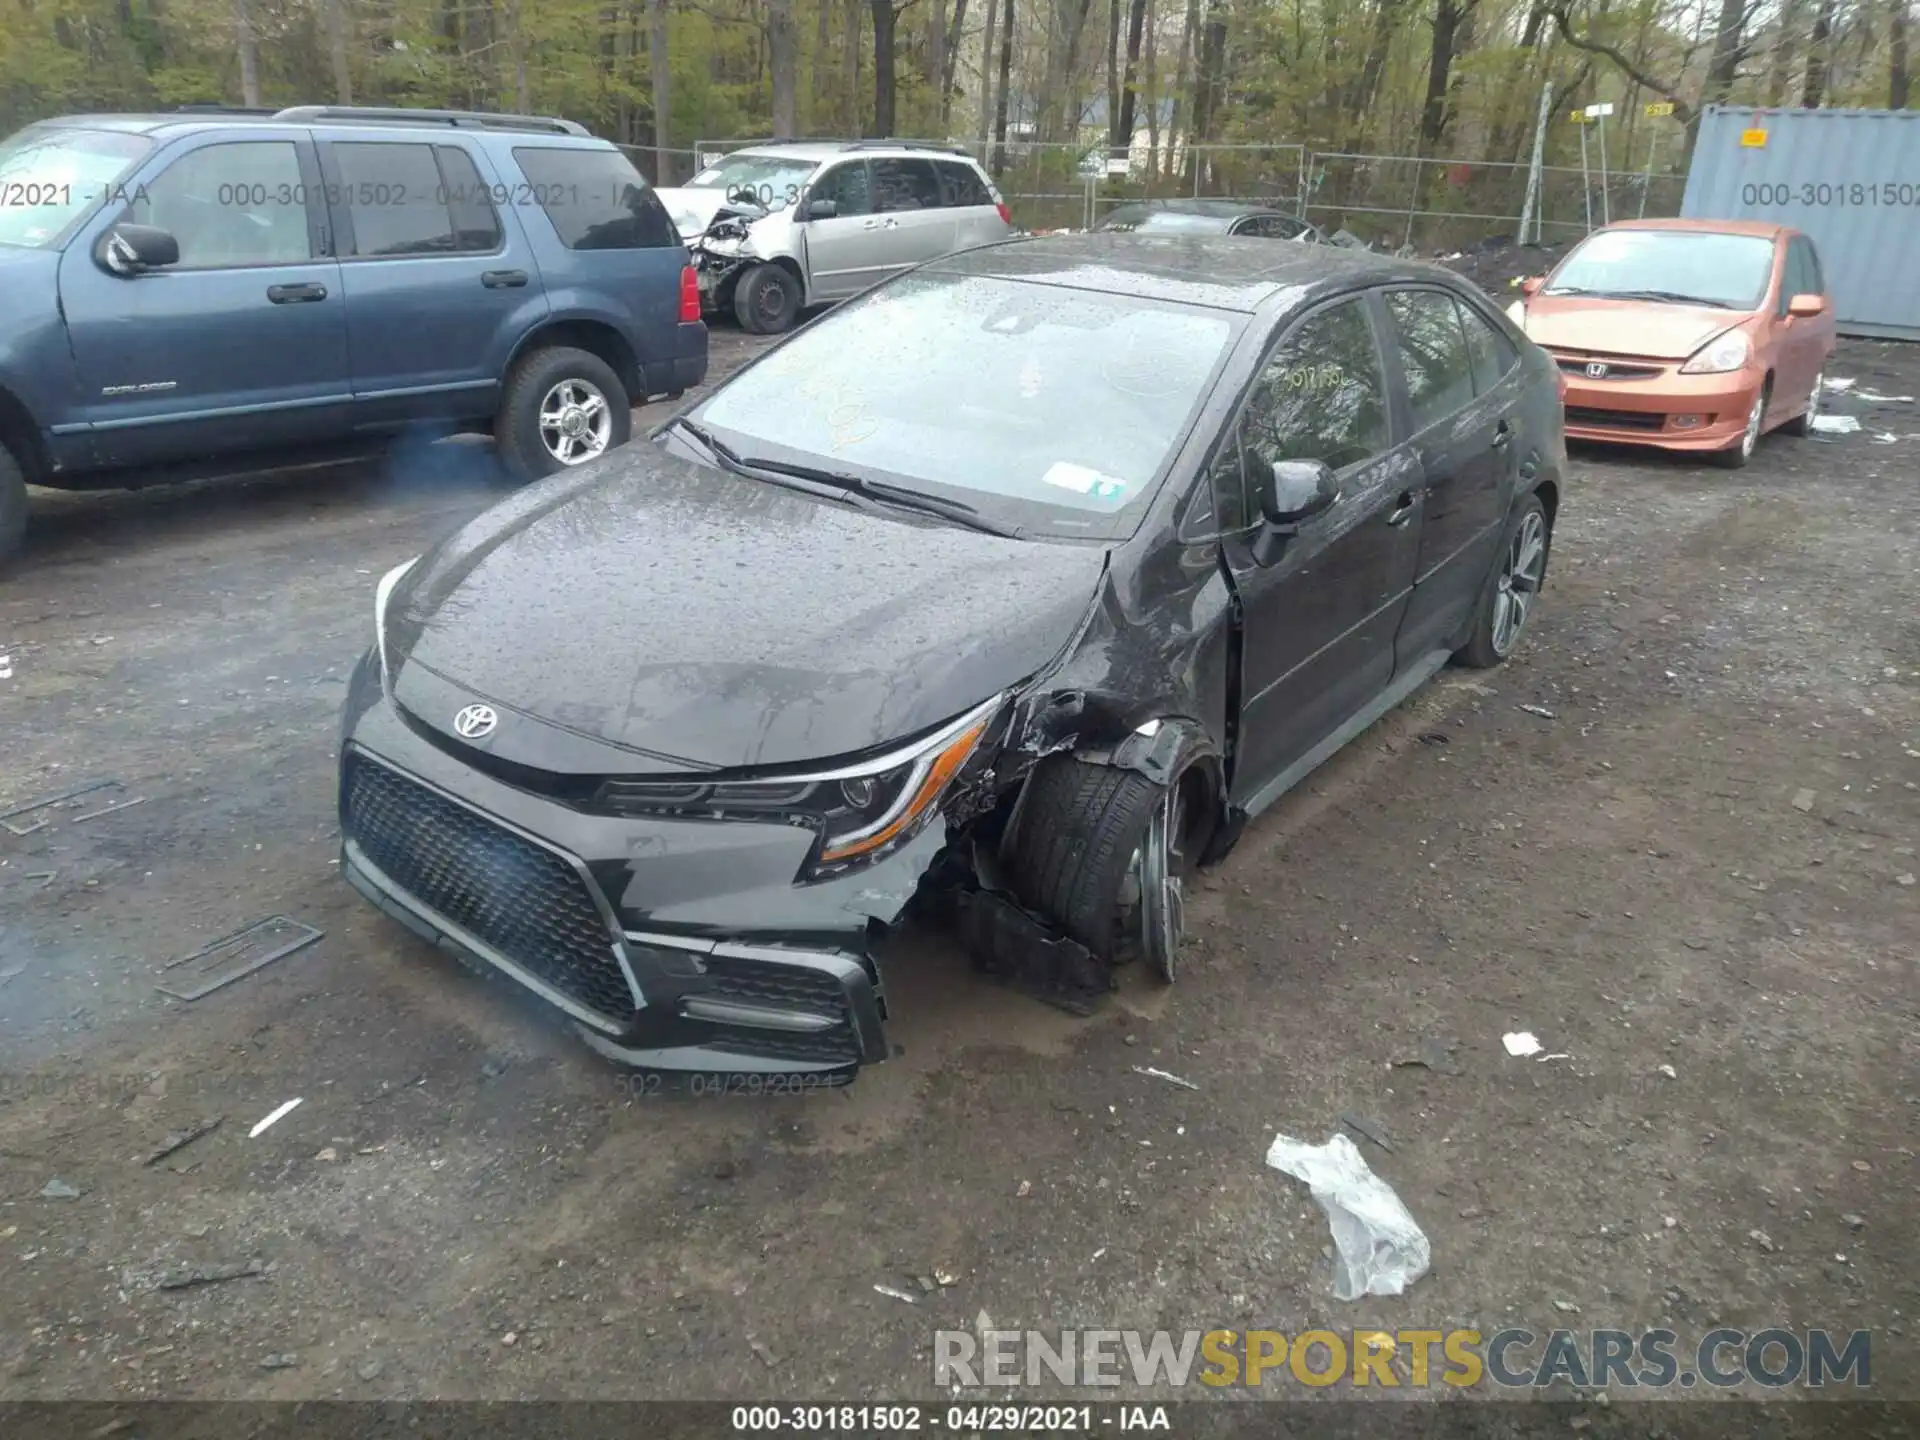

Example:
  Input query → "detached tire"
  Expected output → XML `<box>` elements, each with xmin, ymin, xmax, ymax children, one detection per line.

<box><xmin>495</xmin><ymin>346</ymin><xmax>631</xmax><ymax>483</ymax></box>
<box><xmin>1456</xmin><ymin>491</ymin><xmax>1550</xmax><ymax>670</ymax></box>
<box><xmin>1003</xmin><ymin>755</ymin><xmax>1170</xmax><ymax>966</ymax></box>
<box><xmin>733</xmin><ymin>263</ymin><xmax>801</xmax><ymax>335</ymax></box>
<box><xmin>0</xmin><ymin>440</ymin><xmax>27</xmax><ymax>571</ymax></box>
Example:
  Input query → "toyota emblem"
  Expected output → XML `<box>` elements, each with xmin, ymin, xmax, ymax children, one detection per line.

<box><xmin>453</xmin><ymin>704</ymin><xmax>498</xmax><ymax>739</ymax></box>
<box><xmin>1585</xmin><ymin>361</ymin><xmax>1608</xmax><ymax>379</ymax></box>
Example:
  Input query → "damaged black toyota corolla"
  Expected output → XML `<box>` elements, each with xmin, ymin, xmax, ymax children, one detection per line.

<box><xmin>338</xmin><ymin>234</ymin><xmax>1565</xmax><ymax>1079</ymax></box>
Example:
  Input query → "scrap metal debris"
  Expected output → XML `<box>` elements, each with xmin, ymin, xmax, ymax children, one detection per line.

<box><xmin>142</xmin><ymin>1116</ymin><xmax>224</xmax><ymax>1167</ymax></box>
<box><xmin>156</xmin><ymin>1259</ymin><xmax>263</xmax><ymax>1290</ymax></box>
<box><xmin>1131</xmin><ymin>1064</ymin><xmax>1200</xmax><ymax>1091</ymax></box>
<box><xmin>0</xmin><ymin>778</ymin><xmax>120</xmax><ymax>837</ymax></box>
<box><xmin>72</xmin><ymin>796</ymin><xmax>148</xmax><ymax>824</ymax></box>
<box><xmin>873</xmin><ymin>1283</ymin><xmax>919</xmax><ymax>1304</ymax></box>
<box><xmin>1503</xmin><ymin>1031</ymin><xmax>1544</xmax><ymax>1057</ymax></box>
<box><xmin>1339</xmin><ymin>1112</ymin><xmax>1395</xmax><ymax>1153</ymax></box>
<box><xmin>157</xmin><ymin>915</ymin><xmax>323</xmax><ymax>1002</ymax></box>
<box><xmin>1517</xmin><ymin>704</ymin><xmax>1557</xmax><ymax>719</ymax></box>
<box><xmin>248</xmin><ymin>1098</ymin><xmax>303</xmax><ymax>1138</ymax></box>
<box><xmin>39</xmin><ymin>1178</ymin><xmax>80</xmax><ymax>1200</ymax></box>
<box><xmin>1810</xmin><ymin>414</ymin><xmax>1862</xmax><ymax>435</ymax></box>
<box><xmin>1266</xmin><ymin>1132</ymin><xmax>1431</xmax><ymax>1300</ymax></box>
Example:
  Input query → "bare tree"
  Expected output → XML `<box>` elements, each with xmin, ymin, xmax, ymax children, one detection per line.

<box><xmin>1802</xmin><ymin>0</ymin><xmax>1835</xmax><ymax>104</ymax></box>
<box><xmin>846</xmin><ymin>0</ymin><xmax>864</xmax><ymax>133</ymax></box>
<box><xmin>234</xmin><ymin>0</ymin><xmax>261</xmax><ymax>105</ymax></box>
<box><xmin>1894</xmin><ymin>0</ymin><xmax>1912</xmax><ymax>105</ymax></box>
<box><xmin>1106</xmin><ymin>0</ymin><xmax>1122</xmax><ymax>155</ymax></box>
<box><xmin>1765</xmin><ymin>0</ymin><xmax>1801</xmax><ymax>106</ymax></box>
<box><xmin>937</xmin><ymin>0</ymin><xmax>970</xmax><ymax>127</ymax></box>
<box><xmin>992</xmin><ymin>0</ymin><xmax>1015</xmax><ymax>170</ymax></box>
<box><xmin>1419</xmin><ymin>0</ymin><xmax>1478</xmax><ymax>152</ymax></box>
<box><xmin>768</xmin><ymin>0</ymin><xmax>800</xmax><ymax>134</ymax></box>
<box><xmin>324</xmin><ymin>0</ymin><xmax>354</xmax><ymax>102</ymax></box>
<box><xmin>649</xmin><ymin>0</ymin><xmax>672</xmax><ymax>176</ymax></box>
<box><xmin>872</xmin><ymin>0</ymin><xmax>917</xmax><ymax>134</ymax></box>
<box><xmin>976</xmin><ymin>0</ymin><xmax>1000</xmax><ymax>147</ymax></box>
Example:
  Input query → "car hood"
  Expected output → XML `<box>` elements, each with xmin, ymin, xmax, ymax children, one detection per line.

<box><xmin>1520</xmin><ymin>297</ymin><xmax>1752</xmax><ymax>360</ymax></box>
<box><xmin>386</xmin><ymin>443</ymin><xmax>1108</xmax><ymax>774</ymax></box>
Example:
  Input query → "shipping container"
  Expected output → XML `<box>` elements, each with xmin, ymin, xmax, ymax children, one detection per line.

<box><xmin>1681</xmin><ymin>105</ymin><xmax>1920</xmax><ymax>341</ymax></box>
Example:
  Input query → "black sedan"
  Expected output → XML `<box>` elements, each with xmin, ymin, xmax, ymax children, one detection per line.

<box><xmin>339</xmin><ymin>234</ymin><xmax>1564</xmax><ymax>1080</ymax></box>
<box><xmin>1093</xmin><ymin>197</ymin><xmax>1324</xmax><ymax>243</ymax></box>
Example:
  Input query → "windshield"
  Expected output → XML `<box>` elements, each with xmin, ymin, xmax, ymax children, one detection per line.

<box><xmin>683</xmin><ymin>153</ymin><xmax>819</xmax><ymax>212</ymax></box>
<box><xmin>0</xmin><ymin>125</ymin><xmax>152</xmax><ymax>248</ymax></box>
<box><xmin>688</xmin><ymin>271</ymin><xmax>1240</xmax><ymax>538</ymax></box>
<box><xmin>1096</xmin><ymin>207</ymin><xmax>1234</xmax><ymax>234</ymax></box>
<box><xmin>1545</xmin><ymin>229</ymin><xmax>1778</xmax><ymax>309</ymax></box>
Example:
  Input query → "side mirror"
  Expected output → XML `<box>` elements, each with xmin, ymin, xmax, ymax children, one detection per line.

<box><xmin>1787</xmin><ymin>292</ymin><xmax>1826</xmax><ymax>318</ymax></box>
<box><xmin>1518</xmin><ymin>276</ymin><xmax>1544</xmax><ymax>297</ymax></box>
<box><xmin>97</xmin><ymin>223</ymin><xmax>179</xmax><ymax>276</ymax></box>
<box><xmin>804</xmin><ymin>198</ymin><xmax>839</xmax><ymax>221</ymax></box>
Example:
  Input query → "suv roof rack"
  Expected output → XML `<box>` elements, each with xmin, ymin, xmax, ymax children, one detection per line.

<box><xmin>270</xmin><ymin>105</ymin><xmax>590</xmax><ymax>137</ymax></box>
<box><xmin>842</xmin><ymin>138</ymin><xmax>973</xmax><ymax>155</ymax></box>
<box><xmin>714</xmin><ymin>135</ymin><xmax>973</xmax><ymax>156</ymax></box>
<box><xmin>171</xmin><ymin>104</ymin><xmax>280</xmax><ymax>115</ymax></box>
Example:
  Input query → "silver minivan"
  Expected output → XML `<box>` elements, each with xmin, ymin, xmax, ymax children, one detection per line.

<box><xmin>656</xmin><ymin>140</ymin><xmax>1013</xmax><ymax>333</ymax></box>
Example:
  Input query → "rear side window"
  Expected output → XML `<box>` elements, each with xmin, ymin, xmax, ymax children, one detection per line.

<box><xmin>333</xmin><ymin>142</ymin><xmax>461</xmax><ymax>256</ymax></box>
<box><xmin>1385</xmin><ymin>289</ymin><xmax>1479</xmax><ymax>434</ymax></box>
<box><xmin>511</xmin><ymin>146</ymin><xmax>680</xmax><ymax>250</ymax></box>
<box><xmin>871</xmin><ymin>157</ymin><xmax>943</xmax><ymax>212</ymax></box>
<box><xmin>935</xmin><ymin>160</ymin><xmax>994</xmax><ymax>208</ymax></box>
<box><xmin>1234</xmin><ymin>215</ymin><xmax>1310</xmax><ymax>240</ymax></box>
<box><xmin>1455</xmin><ymin>298</ymin><xmax>1515</xmax><ymax>396</ymax></box>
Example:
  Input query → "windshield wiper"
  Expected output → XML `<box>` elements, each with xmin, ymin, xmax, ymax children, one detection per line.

<box><xmin>733</xmin><ymin>455</ymin><xmax>1023</xmax><ymax>538</ymax></box>
<box><xmin>664</xmin><ymin>418</ymin><xmax>1019</xmax><ymax>538</ymax></box>
<box><xmin>1600</xmin><ymin>289</ymin><xmax>1736</xmax><ymax>309</ymax></box>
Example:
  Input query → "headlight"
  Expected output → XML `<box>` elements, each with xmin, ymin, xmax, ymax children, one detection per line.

<box><xmin>1505</xmin><ymin>300</ymin><xmax>1525</xmax><ymax>327</ymax></box>
<box><xmin>1679</xmin><ymin>328</ymin><xmax>1753</xmax><ymax>374</ymax></box>
<box><xmin>373</xmin><ymin>556</ymin><xmax>420</xmax><ymax>691</ymax></box>
<box><xmin>598</xmin><ymin>694</ymin><xmax>1002</xmax><ymax>879</ymax></box>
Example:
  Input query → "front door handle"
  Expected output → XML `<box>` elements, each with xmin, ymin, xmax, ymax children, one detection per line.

<box><xmin>267</xmin><ymin>282</ymin><xmax>327</xmax><ymax>304</ymax></box>
<box><xmin>862</xmin><ymin>219</ymin><xmax>881</xmax><ymax>230</ymax></box>
<box><xmin>1386</xmin><ymin>491</ymin><xmax>1419</xmax><ymax>527</ymax></box>
<box><xmin>482</xmin><ymin>269</ymin><xmax>529</xmax><ymax>289</ymax></box>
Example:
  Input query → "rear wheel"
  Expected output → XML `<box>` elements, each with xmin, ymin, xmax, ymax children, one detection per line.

<box><xmin>1002</xmin><ymin>754</ymin><xmax>1209</xmax><ymax>980</ymax></box>
<box><xmin>733</xmin><ymin>264</ymin><xmax>801</xmax><ymax>335</ymax></box>
<box><xmin>1780</xmin><ymin>367</ymin><xmax>1823</xmax><ymax>438</ymax></box>
<box><xmin>0</xmin><ymin>440</ymin><xmax>27</xmax><ymax>570</ymax></box>
<box><xmin>494</xmin><ymin>347</ymin><xmax>631</xmax><ymax>482</ymax></box>
<box><xmin>1456</xmin><ymin>492</ymin><xmax>1549</xmax><ymax>669</ymax></box>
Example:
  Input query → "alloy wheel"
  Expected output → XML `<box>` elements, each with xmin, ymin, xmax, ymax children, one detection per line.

<box><xmin>1123</xmin><ymin>778</ymin><xmax>1189</xmax><ymax>982</ymax></box>
<box><xmin>1739</xmin><ymin>392</ymin><xmax>1766</xmax><ymax>459</ymax></box>
<box><xmin>538</xmin><ymin>379</ymin><xmax>614</xmax><ymax>466</ymax></box>
<box><xmin>1491</xmin><ymin>509</ymin><xmax>1547</xmax><ymax>658</ymax></box>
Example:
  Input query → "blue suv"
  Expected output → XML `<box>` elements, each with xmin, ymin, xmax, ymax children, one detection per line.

<box><xmin>0</xmin><ymin>105</ymin><xmax>708</xmax><ymax>564</ymax></box>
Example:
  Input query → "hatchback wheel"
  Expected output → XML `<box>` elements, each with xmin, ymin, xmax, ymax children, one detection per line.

<box><xmin>733</xmin><ymin>264</ymin><xmax>801</xmax><ymax>334</ymax></box>
<box><xmin>1714</xmin><ymin>384</ymin><xmax>1769</xmax><ymax>469</ymax></box>
<box><xmin>0</xmin><ymin>440</ymin><xmax>26</xmax><ymax>569</ymax></box>
<box><xmin>1457</xmin><ymin>492</ymin><xmax>1550</xmax><ymax>669</ymax></box>
<box><xmin>1003</xmin><ymin>754</ymin><xmax>1209</xmax><ymax>981</ymax></box>
<box><xmin>495</xmin><ymin>346</ymin><xmax>631</xmax><ymax>482</ymax></box>
<box><xmin>1781</xmin><ymin>368</ymin><xmax>1823</xmax><ymax>438</ymax></box>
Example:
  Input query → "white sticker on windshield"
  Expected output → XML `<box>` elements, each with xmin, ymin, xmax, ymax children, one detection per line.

<box><xmin>1043</xmin><ymin>462</ymin><xmax>1128</xmax><ymax>501</ymax></box>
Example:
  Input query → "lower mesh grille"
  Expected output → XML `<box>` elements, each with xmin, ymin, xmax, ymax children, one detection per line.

<box><xmin>706</xmin><ymin>955</ymin><xmax>852</xmax><ymax>1016</ymax></box>
<box><xmin>343</xmin><ymin>753</ymin><xmax>634</xmax><ymax>1024</ymax></box>
<box><xmin>705</xmin><ymin>1024</ymin><xmax>863</xmax><ymax>1066</ymax></box>
<box><xmin>1565</xmin><ymin>405</ymin><xmax>1666</xmax><ymax>432</ymax></box>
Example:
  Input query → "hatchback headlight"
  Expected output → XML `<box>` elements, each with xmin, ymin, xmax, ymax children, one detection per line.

<box><xmin>373</xmin><ymin>556</ymin><xmax>420</xmax><ymax>691</ymax></box>
<box><xmin>1679</xmin><ymin>328</ymin><xmax>1753</xmax><ymax>375</ymax></box>
<box><xmin>598</xmin><ymin>694</ymin><xmax>1003</xmax><ymax>879</ymax></box>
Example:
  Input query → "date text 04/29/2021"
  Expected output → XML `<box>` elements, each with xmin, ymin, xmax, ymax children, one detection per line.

<box><xmin>729</xmin><ymin>1405</ymin><xmax>1171</xmax><ymax>1432</ymax></box>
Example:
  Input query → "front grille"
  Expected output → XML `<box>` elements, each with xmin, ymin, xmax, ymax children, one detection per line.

<box><xmin>343</xmin><ymin>753</ymin><xmax>635</xmax><ymax>1024</ymax></box>
<box><xmin>1555</xmin><ymin>356</ymin><xmax>1663</xmax><ymax>381</ymax></box>
<box><xmin>1565</xmin><ymin>406</ymin><xmax>1667</xmax><ymax>432</ymax></box>
<box><xmin>706</xmin><ymin>954</ymin><xmax>852</xmax><ymax>1017</ymax></box>
<box><xmin>705</xmin><ymin>1024</ymin><xmax>863</xmax><ymax>1067</ymax></box>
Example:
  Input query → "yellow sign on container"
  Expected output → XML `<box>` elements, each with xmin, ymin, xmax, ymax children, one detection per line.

<box><xmin>1741</xmin><ymin>128</ymin><xmax>1769</xmax><ymax>147</ymax></box>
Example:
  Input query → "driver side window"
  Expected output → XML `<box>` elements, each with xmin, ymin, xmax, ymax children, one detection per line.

<box><xmin>810</xmin><ymin>162</ymin><xmax>872</xmax><ymax>218</ymax></box>
<box><xmin>128</xmin><ymin>141</ymin><xmax>311</xmax><ymax>269</ymax></box>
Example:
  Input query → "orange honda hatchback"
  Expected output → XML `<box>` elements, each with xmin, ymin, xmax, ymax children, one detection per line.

<box><xmin>1508</xmin><ymin>219</ymin><xmax>1837</xmax><ymax>468</ymax></box>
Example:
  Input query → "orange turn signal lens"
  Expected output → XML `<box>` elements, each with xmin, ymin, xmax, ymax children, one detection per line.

<box><xmin>816</xmin><ymin>718</ymin><xmax>988</xmax><ymax>864</ymax></box>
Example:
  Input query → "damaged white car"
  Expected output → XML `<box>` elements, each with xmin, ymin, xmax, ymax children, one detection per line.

<box><xmin>656</xmin><ymin>139</ymin><xmax>1013</xmax><ymax>333</ymax></box>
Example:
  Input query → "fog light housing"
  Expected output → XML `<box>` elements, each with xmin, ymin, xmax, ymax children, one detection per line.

<box><xmin>1672</xmin><ymin>414</ymin><xmax>1704</xmax><ymax>429</ymax></box>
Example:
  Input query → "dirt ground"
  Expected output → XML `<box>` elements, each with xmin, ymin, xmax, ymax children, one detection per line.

<box><xmin>1</xmin><ymin>310</ymin><xmax>1916</xmax><ymax>1412</ymax></box>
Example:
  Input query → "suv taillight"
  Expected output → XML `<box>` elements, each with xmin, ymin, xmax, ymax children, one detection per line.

<box><xmin>995</xmin><ymin>202</ymin><xmax>1012</xmax><ymax>226</ymax></box>
<box><xmin>678</xmin><ymin>265</ymin><xmax>700</xmax><ymax>323</ymax></box>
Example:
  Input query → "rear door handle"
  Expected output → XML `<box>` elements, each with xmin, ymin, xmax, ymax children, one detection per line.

<box><xmin>482</xmin><ymin>269</ymin><xmax>529</xmax><ymax>289</ymax></box>
<box><xmin>1386</xmin><ymin>490</ymin><xmax>1419</xmax><ymax>527</ymax></box>
<box><xmin>1492</xmin><ymin>419</ymin><xmax>1514</xmax><ymax>449</ymax></box>
<box><xmin>862</xmin><ymin>219</ymin><xmax>881</xmax><ymax>230</ymax></box>
<box><xmin>267</xmin><ymin>282</ymin><xmax>327</xmax><ymax>304</ymax></box>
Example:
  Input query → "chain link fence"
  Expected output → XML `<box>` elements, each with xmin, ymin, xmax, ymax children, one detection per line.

<box><xmin>661</xmin><ymin>135</ymin><xmax>1687</xmax><ymax>251</ymax></box>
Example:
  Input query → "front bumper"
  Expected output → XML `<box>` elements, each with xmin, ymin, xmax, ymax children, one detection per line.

<box><xmin>337</xmin><ymin>653</ymin><xmax>945</xmax><ymax>1076</ymax></box>
<box><xmin>1554</xmin><ymin>355</ymin><xmax>1762</xmax><ymax>453</ymax></box>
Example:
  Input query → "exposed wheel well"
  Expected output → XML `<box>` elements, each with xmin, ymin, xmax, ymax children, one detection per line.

<box><xmin>510</xmin><ymin>322</ymin><xmax>641</xmax><ymax>404</ymax></box>
<box><xmin>0</xmin><ymin>385</ymin><xmax>48</xmax><ymax>483</ymax></box>
<box><xmin>1532</xmin><ymin>476</ymin><xmax>1559</xmax><ymax>532</ymax></box>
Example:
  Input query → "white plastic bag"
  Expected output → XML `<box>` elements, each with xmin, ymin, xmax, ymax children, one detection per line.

<box><xmin>1265</xmin><ymin>1132</ymin><xmax>1431</xmax><ymax>1300</ymax></box>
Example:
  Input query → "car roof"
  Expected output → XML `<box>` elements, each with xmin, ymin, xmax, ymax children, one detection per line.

<box><xmin>723</xmin><ymin>141</ymin><xmax>979</xmax><ymax>165</ymax></box>
<box><xmin>32</xmin><ymin>108</ymin><xmax>605</xmax><ymax>143</ymax></box>
<box><xmin>1103</xmin><ymin>197</ymin><xmax>1292</xmax><ymax>219</ymax></box>
<box><xmin>1599</xmin><ymin>217</ymin><xmax>1791</xmax><ymax>240</ymax></box>
<box><xmin>929</xmin><ymin>233</ymin><xmax>1457</xmax><ymax>313</ymax></box>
